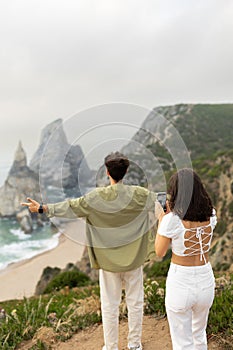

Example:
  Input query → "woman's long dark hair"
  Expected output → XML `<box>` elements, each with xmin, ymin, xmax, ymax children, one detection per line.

<box><xmin>167</xmin><ymin>168</ymin><xmax>213</xmax><ymax>221</ymax></box>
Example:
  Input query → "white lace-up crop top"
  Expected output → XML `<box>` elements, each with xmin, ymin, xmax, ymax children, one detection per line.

<box><xmin>158</xmin><ymin>209</ymin><xmax>217</xmax><ymax>263</ymax></box>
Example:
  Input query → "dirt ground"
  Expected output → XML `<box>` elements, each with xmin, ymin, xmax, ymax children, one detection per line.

<box><xmin>52</xmin><ymin>316</ymin><xmax>225</xmax><ymax>350</ymax></box>
<box><xmin>19</xmin><ymin>315</ymin><xmax>230</xmax><ymax>349</ymax></box>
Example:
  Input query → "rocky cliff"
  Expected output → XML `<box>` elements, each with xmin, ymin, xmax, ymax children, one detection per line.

<box><xmin>0</xmin><ymin>141</ymin><xmax>40</xmax><ymax>217</ymax></box>
<box><xmin>30</xmin><ymin>119</ymin><xmax>93</xmax><ymax>201</ymax></box>
<box><xmin>120</xmin><ymin>103</ymin><xmax>233</xmax><ymax>271</ymax></box>
<box><xmin>121</xmin><ymin>104</ymin><xmax>233</xmax><ymax>224</ymax></box>
<box><xmin>0</xmin><ymin>119</ymin><xmax>93</xmax><ymax>218</ymax></box>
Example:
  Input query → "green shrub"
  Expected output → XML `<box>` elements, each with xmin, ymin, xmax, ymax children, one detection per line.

<box><xmin>208</xmin><ymin>282</ymin><xmax>233</xmax><ymax>335</ymax></box>
<box><xmin>207</xmin><ymin>165</ymin><xmax>222</xmax><ymax>178</ymax></box>
<box><xmin>216</xmin><ymin>221</ymin><xmax>227</xmax><ymax>236</ymax></box>
<box><xmin>43</xmin><ymin>270</ymin><xmax>90</xmax><ymax>294</ymax></box>
<box><xmin>144</xmin><ymin>258</ymin><xmax>171</xmax><ymax>278</ymax></box>
<box><xmin>215</xmin><ymin>262</ymin><xmax>231</xmax><ymax>271</ymax></box>
<box><xmin>210</xmin><ymin>242</ymin><xmax>218</xmax><ymax>255</ymax></box>
<box><xmin>144</xmin><ymin>278</ymin><xmax>166</xmax><ymax>316</ymax></box>
<box><xmin>228</xmin><ymin>200</ymin><xmax>233</xmax><ymax>217</ymax></box>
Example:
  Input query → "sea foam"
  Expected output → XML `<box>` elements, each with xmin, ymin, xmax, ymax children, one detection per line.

<box><xmin>0</xmin><ymin>223</ymin><xmax>60</xmax><ymax>271</ymax></box>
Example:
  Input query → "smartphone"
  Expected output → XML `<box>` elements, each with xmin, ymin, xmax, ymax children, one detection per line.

<box><xmin>157</xmin><ymin>192</ymin><xmax>167</xmax><ymax>212</ymax></box>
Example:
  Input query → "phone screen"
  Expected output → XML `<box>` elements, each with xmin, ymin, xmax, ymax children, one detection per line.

<box><xmin>157</xmin><ymin>192</ymin><xmax>167</xmax><ymax>212</ymax></box>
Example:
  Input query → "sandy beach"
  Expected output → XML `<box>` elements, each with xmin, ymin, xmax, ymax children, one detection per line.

<box><xmin>0</xmin><ymin>220</ymin><xmax>86</xmax><ymax>302</ymax></box>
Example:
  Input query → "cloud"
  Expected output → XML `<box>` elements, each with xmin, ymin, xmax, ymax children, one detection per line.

<box><xmin>0</xmin><ymin>0</ymin><xmax>233</xmax><ymax>184</ymax></box>
<box><xmin>1</xmin><ymin>1</ymin><xmax>233</xmax><ymax>102</ymax></box>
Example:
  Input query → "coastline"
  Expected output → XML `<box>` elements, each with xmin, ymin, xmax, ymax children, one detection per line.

<box><xmin>0</xmin><ymin>220</ymin><xmax>86</xmax><ymax>302</ymax></box>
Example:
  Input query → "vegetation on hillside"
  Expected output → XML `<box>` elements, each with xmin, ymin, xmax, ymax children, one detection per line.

<box><xmin>0</xmin><ymin>263</ymin><xmax>232</xmax><ymax>349</ymax></box>
<box><xmin>139</xmin><ymin>105</ymin><xmax>233</xmax><ymax>242</ymax></box>
<box><xmin>173</xmin><ymin>104</ymin><xmax>233</xmax><ymax>159</ymax></box>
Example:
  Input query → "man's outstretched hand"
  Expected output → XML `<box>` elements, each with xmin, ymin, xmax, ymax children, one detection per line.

<box><xmin>21</xmin><ymin>198</ymin><xmax>40</xmax><ymax>213</ymax></box>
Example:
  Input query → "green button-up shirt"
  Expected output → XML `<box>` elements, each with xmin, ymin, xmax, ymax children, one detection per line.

<box><xmin>47</xmin><ymin>184</ymin><xmax>157</xmax><ymax>272</ymax></box>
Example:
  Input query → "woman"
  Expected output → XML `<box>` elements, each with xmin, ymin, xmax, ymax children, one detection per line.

<box><xmin>155</xmin><ymin>168</ymin><xmax>217</xmax><ymax>350</ymax></box>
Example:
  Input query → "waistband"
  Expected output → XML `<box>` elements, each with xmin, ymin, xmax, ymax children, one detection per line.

<box><xmin>169</xmin><ymin>262</ymin><xmax>212</xmax><ymax>273</ymax></box>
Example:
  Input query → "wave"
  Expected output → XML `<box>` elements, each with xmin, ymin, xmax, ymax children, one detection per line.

<box><xmin>0</xmin><ymin>231</ymin><xmax>61</xmax><ymax>271</ymax></box>
<box><xmin>10</xmin><ymin>228</ymin><xmax>31</xmax><ymax>240</ymax></box>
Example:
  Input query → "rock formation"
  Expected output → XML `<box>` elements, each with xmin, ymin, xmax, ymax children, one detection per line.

<box><xmin>120</xmin><ymin>104</ymin><xmax>233</xmax><ymax>271</ymax></box>
<box><xmin>0</xmin><ymin>119</ymin><xmax>94</xmax><ymax>217</ymax></box>
<box><xmin>30</xmin><ymin>119</ymin><xmax>93</xmax><ymax>201</ymax></box>
<box><xmin>0</xmin><ymin>141</ymin><xmax>40</xmax><ymax>217</ymax></box>
<box><xmin>16</xmin><ymin>208</ymin><xmax>33</xmax><ymax>233</ymax></box>
<box><xmin>35</xmin><ymin>266</ymin><xmax>61</xmax><ymax>295</ymax></box>
<box><xmin>34</xmin><ymin>263</ymin><xmax>89</xmax><ymax>295</ymax></box>
<box><xmin>75</xmin><ymin>247</ymin><xmax>99</xmax><ymax>282</ymax></box>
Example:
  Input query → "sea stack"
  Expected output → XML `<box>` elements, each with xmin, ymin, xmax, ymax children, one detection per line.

<box><xmin>30</xmin><ymin>119</ymin><xmax>93</xmax><ymax>200</ymax></box>
<box><xmin>0</xmin><ymin>141</ymin><xmax>40</xmax><ymax>217</ymax></box>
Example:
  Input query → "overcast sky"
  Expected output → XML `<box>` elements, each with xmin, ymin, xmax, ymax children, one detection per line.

<box><xmin>1</xmin><ymin>0</ymin><xmax>233</xmax><ymax>184</ymax></box>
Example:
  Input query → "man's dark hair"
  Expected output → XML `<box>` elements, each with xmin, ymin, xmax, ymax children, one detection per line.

<box><xmin>104</xmin><ymin>152</ymin><xmax>129</xmax><ymax>182</ymax></box>
<box><xmin>167</xmin><ymin>168</ymin><xmax>213</xmax><ymax>221</ymax></box>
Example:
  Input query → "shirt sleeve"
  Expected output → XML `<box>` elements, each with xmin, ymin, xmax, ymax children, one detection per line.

<box><xmin>157</xmin><ymin>213</ymin><xmax>180</xmax><ymax>239</ymax></box>
<box><xmin>47</xmin><ymin>196</ymin><xmax>90</xmax><ymax>219</ymax></box>
<box><xmin>145</xmin><ymin>190</ymin><xmax>158</xmax><ymax>211</ymax></box>
<box><xmin>210</xmin><ymin>208</ymin><xmax>217</xmax><ymax>228</ymax></box>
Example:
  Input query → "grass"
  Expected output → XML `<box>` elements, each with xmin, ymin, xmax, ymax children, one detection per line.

<box><xmin>0</xmin><ymin>286</ymin><xmax>101</xmax><ymax>349</ymax></box>
<box><xmin>0</xmin><ymin>265</ymin><xmax>232</xmax><ymax>349</ymax></box>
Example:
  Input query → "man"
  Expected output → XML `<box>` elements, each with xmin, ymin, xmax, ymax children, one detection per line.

<box><xmin>22</xmin><ymin>152</ymin><xmax>157</xmax><ymax>350</ymax></box>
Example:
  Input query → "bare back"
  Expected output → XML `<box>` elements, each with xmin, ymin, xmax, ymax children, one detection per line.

<box><xmin>172</xmin><ymin>219</ymin><xmax>212</xmax><ymax>266</ymax></box>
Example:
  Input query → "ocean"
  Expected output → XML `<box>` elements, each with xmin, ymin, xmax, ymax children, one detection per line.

<box><xmin>0</xmin><ymin>217</ymin><xmax>60</xmax><ymax>271</ymax></box>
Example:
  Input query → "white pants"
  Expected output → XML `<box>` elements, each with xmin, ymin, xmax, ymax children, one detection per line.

<box><xmin>165</xmin><ymin>262</ymin><xmax>215</xmax><ymax>350</ymax></box>
<box><xmin>99</xmin><ymin>266</ymin><xmax>144</xmax><ymax>350</ymax></box>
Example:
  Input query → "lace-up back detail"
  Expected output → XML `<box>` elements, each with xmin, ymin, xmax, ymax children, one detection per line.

<box><xmin>183</xmin><ymin>223</ymin><xmax>213</xmax><ymax>263</ymax></box>
<box><xmin>158</xmin><ymin>209</ymin><xmax>217</xmax><ymax>264</ymax></box>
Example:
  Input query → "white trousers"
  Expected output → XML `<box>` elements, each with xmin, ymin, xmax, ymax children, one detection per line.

<box><xmin>99</xmin><ymin>266</ymin><xmax>144</xmax><ymax>350</ymax></box>
<box><xmin>165</xmin><ymin>262</ymin><xmax>215</xmax><ymax>350</ymax></box>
